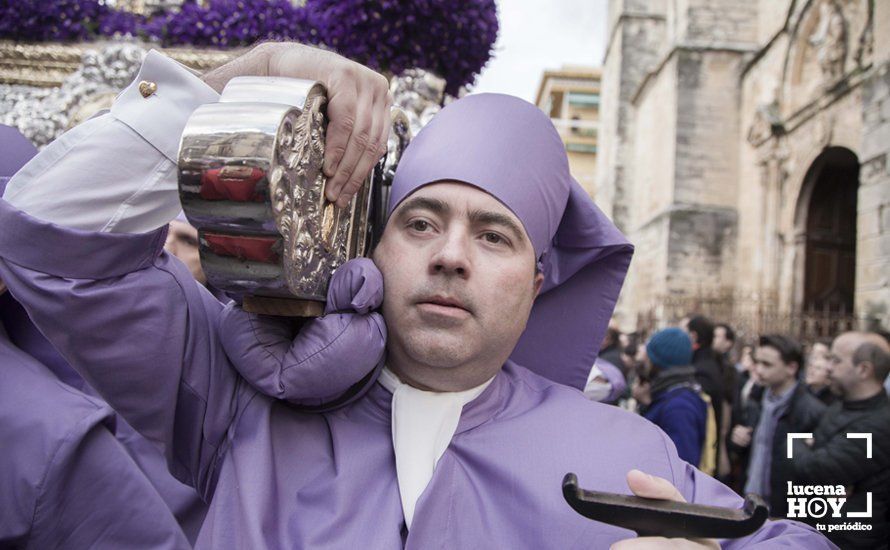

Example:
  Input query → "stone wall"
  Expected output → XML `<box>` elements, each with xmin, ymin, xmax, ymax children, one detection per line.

<box><xmin>673</xmin><ymin>49</ymin><xmax>746</xmax><ymax>210</ymax></box>
<box><xmin>631</xmin><ymin>55</ymin><xmax>676</xmax><ymax>225</ymax></box>
<box><xmin>858</xmin><ymin>61</ymin><xmax>890</xmax><ymax>328</ymax></box>
<box><xmin>669</xmin><ymin>0</ymin><xmax>759</xmax><ymax>47</ymax></box>
<box><xmin>756</xmin><ymin>0</ymin><xmax>793</xmax><ymax>45</ymax></box>
<box><xmin>596</xmin><ymin>4</ymin><xmax>666</xmax><ymax>232</ymax></box>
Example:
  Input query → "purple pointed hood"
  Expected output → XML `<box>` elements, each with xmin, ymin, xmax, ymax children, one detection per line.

<box><xmin>0</xmin><ymin>125</ymin><xmax>37</xmax><ymax>179</ymax></box>
<box><xmin>388</xmin><ymin>93</ymin><xmax>633</xmax><ymax>389</ymax></box>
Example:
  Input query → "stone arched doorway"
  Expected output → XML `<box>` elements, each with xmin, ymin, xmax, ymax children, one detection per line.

<box><xmin>798</xmin><ymin>147</ymin><xmax>859</xmax><ymax>317</ymax></box>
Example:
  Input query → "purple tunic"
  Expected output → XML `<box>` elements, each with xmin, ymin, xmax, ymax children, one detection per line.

<box><xmin>0</xmin><ymin>298</ymin><xmax>190</xmax><ymax>549</ymax></box>
<box><xmin>0</xmin><ymin>198</ymin><xmax>833</xmax><ymax>548</ymax></box>
<box><xmin>1</xmin><ymin>283</ymin><xmax>208</xmax><ymax>544</ymax></box>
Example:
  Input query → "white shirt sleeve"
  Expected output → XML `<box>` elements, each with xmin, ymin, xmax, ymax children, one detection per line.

<box><xmin>2</xmin><ymin>50</ymin><xmax>219</xmax><ymax>233</ymax></box>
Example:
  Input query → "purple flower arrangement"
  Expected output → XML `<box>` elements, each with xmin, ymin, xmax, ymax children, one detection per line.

<box><xmin>0</xmin><ymin>0</ymin><xmax>498</xmax><ymax>92</ymax></box>
<box><xmin>305</xmin><ymin>0</ymin><xmax>498</xmax><ymax>95</ymax></box>
<box><xmin>142</xmin><ymin>0</ymin><xmax>312</xmax><ymax>48</ymax></box>
<box><xmin>0</xmin><ymin>0</ymin><xmax>109</xmax><ymax>42</ymax></box>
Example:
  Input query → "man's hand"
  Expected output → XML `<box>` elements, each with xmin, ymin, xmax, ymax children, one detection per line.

<box><xmin>611</xmin><ymin>470</ymin><xmax>719</xmax><ymax>549</ymax></box>
<box><xmin>202</xmin><ymin>42</ymin><xmax>392</xmax><ymax>208</ymax></box>
<box><xmin>730</xmin><ymin>425</ymin><xmax>753</xmax><ymax>447</ymax></box>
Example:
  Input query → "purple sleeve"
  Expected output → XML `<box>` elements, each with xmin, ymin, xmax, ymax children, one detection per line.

<box><xmin>0</xmin><ymin>198</ymin><xmax>249</xmax><ymax>498</ymax></box>
<box><xmin>29</xmin><ymin>422</ymin><xmax>191</xmax><ymax>549</ymax></box>
<box><xmin>0</xmin><ymin>338</ymin><xmax>190</xmax><ymax>549</ymax></box>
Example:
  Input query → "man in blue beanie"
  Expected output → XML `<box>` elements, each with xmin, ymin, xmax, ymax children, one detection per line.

<box><xmin>637</xmin><ymin>328</ymin><xmax>715</xmax><ymax>471</ymax></box>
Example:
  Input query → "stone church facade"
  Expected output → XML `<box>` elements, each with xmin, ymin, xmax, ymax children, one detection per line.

<box><xmin>597</xmin><ymin>0</ymin><xmax>890</xmax><ymax>339</ymax></box>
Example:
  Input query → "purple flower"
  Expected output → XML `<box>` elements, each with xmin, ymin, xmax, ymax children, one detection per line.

<box><xmin>144</xmin><ymin>0</ymin><xmax>311</xmax><ymax>48</ymax></box>
<box><xmin>304</xmin><ymin>0</ymin><xmax>498</xmax><ymax>95</ymax></box>
<box><xmin>0</xmin><ymin>0</ymin><xmax>108</xmax><ymax>42</ymax></box>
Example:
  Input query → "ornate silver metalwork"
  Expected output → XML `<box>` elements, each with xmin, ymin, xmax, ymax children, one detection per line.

<box><xmin>389</xmin><ymin>68</ymin><xmax>446</xmax><ymax>136</ymax></box>
<box><xmin>0</xmin><ymin>41</ymin><xmax>147</xmax><ymax>147</ymax></box>
<box><xmin>0</xmin><ymin>39</ymin><xmax>233</xmax><ymax>148</ymax></box>
<box><xmin>179</xmin><ymin>76</ymin><xmax>409</xmax><ymax>315</ymax></box>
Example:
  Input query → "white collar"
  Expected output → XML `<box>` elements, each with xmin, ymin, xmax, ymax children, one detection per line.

<box><xmin>379</xmin><ymin>367</ymin><xmax>494</xmax><ymax>530</ymax></box>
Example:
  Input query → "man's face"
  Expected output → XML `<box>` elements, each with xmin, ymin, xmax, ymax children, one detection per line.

<box><xmin>827</xmin><ymin>335</ymin><xmax>858</xmax><ymax>397</ymax></box>
<box><xmin>373</xmin><ymin>181</ymin><xmax>543</xmax><ymax>391</ymax></box>
<box><xmin>713</xmin><ymin>327</ymin><xmax>732</xmax><ymax>354</ymax></box>
<box><xmin>805</xmin><ymin>342</ymin><xmax>831</xmax><ymax>388</ymax></box>
<box><xmin>165</xmin><ymin>220</ymin><xmax>206</xmax><ymax>285</ymax></box>
<box><xmin>753</xmin><ymin>345</ymin><xmax>796</xmax><ymax>392</ymax></box>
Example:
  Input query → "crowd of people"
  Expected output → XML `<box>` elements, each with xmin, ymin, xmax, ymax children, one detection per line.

<box><xmin>585</xmin><ymin>316</ymin><xmax>890</xmax><ymax>549</ymax></box>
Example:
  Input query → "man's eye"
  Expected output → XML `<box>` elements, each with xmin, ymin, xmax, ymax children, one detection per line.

<box><xmin>483</xmin><ymin>232</ymin><xmax>504</xmax><ymax>244</ymax></box>
<box><xmin>409</xmin><ymin>220</ymin><xmax>431</xmax><ymax>231</ymax></box>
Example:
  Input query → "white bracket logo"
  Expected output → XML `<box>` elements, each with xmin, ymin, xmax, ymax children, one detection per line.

<box><xmin>786</xmin><ymin>432</ymin><xmax>873</xmax><ymax>519</ymax></box>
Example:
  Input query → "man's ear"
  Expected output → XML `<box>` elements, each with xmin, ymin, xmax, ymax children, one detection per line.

<box><xmin>855</xmin><ymin>359</ymin><xmax>875</xmax><ymax>381</ymax></box>
<box><xmin>533</xmin><ymin>272</ymin><xmax>544</xmax><ymax>298</ymax></box>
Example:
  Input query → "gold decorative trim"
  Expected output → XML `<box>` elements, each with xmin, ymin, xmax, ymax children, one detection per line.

<box><xmin>0</xmin><ymin>40</ymin><xmax>238</xmax><ymax>87</ymax></box>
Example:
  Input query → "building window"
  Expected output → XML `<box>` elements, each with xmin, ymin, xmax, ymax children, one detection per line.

<box><xmin>566</xmin><ymin>143</ymin><xmax>598</xmax><ymax>154</ymax></box>
<box><xmin>567</xmin><ymin>92</ymin><xmax>599</xmax><ymax>107</ymax></box>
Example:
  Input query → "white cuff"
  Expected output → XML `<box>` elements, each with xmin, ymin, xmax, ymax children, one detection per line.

<box><xmin>112</xmin><ymin>49</ymin><xmax>220</xmax><ymax>162</ymax></box>
<box><xmin>4</xmin><ymin>50</ymin><xmax>221</xmax><ymax>233</ymax></box>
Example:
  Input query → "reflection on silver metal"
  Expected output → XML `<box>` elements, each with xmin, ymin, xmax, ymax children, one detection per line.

<box><xmin>178</xmin><ymin>77</ymin><xmax>412</xmax><ymax>315</ymax></box>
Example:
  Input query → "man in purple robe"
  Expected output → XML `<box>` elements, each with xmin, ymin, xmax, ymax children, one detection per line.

<box><xmin>0</xmin><ymin>43</ymin><xmax>833</xmax><ymax>548</ymax></box>
<box><xmin>1</xmin><ymin>131</ymin><xmax>195</xmax><ymax>548</ymax></box>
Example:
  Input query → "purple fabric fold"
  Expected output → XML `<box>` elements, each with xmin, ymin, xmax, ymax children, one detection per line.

<box><xmin>0</xmin><ymin>199</ymin><xmax>167</xmax><ymax>278</ymax></box>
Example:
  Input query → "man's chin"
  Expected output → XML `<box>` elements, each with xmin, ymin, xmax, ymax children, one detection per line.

<box><xmin>403</xmin><ymin>332</ymin><xmax>474</xmax><ymax>369</ymax></box>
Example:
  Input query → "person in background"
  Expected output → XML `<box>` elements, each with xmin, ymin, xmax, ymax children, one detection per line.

<box><xmin>583</xmin><ymin>357</ymin><xmax>627</xmax><ymax>405</ymax></box>
<box><xmin>683</xmin><ymin>315</ymin><xmax>736</xmax><ymax>479</ymax></box>
<box><xmin>598</xmin><ymin>324</ymin><xmax>627</xmax><ymax>376</ymax></box>
<box><xmin>874</xmin><ymin>330</ymin><xmax>890</xmax><ymax>396</ymax></box>
<box><xmin>805</xmin><ymin>340</ymin><xmax>835</xmax><ymax>405</ymax></box>
<box><xmin>790</xmin><ymin>332</ymin><xmax>890</xmax><ymax>549</ymax></box>
<box><xmin>165</xmin><ymin>212</ymin><xmax>206</xmax><ymax>285</ymax></box>
<box><xmin>726</xmin><ymin>342</ymin><xmax>763</xmax><ymax>493</ymax></box>
<box><xmin>638</xmin><ymin>328</ymin><xmax>714</xmax><ymax>472</ymax></box>
<box><xmin>164</xmin><ymin>212</ymin><xmax>233</xmax><ymax>305</ymax></box>
<box><xmin>713</xmin><ymin>323</ymin><xmax>736</xmax><ymax>360</ymax></box>
<box><xmin>731</xmin><ymin>334</ymin><xmax>825</xmax><ymax>517</ymax></box>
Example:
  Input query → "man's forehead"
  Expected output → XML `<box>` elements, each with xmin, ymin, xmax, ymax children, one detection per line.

<box><xmin>398</xmin><ymin>181</ymin><xmax>511</xmax><ymax>212</ymax></box>
<box><xmin>390</xmin><ymin>181</ymin><xmax>530</xmax><ymax>237</ymax></box>
<box><xmin>832</xmin><ymin>334</ymin><xmax>858</xmax><ymax>355</ymax></box>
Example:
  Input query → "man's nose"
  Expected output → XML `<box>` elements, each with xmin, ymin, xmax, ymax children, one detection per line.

<box><xmin>429</xmin><ymin>230</ymin><xmax>471</xmax><ymax>277</ymax></box>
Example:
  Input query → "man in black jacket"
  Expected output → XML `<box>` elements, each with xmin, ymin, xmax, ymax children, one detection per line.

<box><xmin>684</xmin><ymin>315</ymin><xmax>737</xmax><ymax>477</ymax></box>
<box><xmin>790</xmin><ymin>332</ymin><xmax>890</xmax><ymax>549</ymax></box>
<box><xmin>728</xmin><ymin>334</ymin><xmax>825</xmax><ymax>517</ymax></box>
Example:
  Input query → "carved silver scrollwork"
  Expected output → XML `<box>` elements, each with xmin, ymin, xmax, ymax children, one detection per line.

<box><xmin>178</xmin><ymin>76</ymin><xmax>412</xmax><ymax>314</ymax></box>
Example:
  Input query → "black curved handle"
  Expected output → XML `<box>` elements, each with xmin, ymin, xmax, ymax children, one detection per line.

<box><xmin>562</xmin><ymin>473</ymin><xmax>769</xmax><ymax>539</ymax></box>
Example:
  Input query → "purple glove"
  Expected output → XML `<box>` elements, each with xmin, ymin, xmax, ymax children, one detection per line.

<box><xmin>219</xmin><ymin>258</ymin><xmax>386</xmax><ymax>410</ymax></box>
<box><xmin>324</xmin><ymin>257</ymin><xmax>384</xmax><ymax>314</ymax></box>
